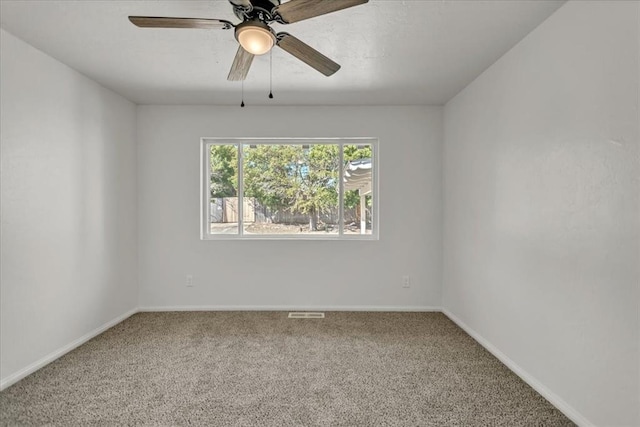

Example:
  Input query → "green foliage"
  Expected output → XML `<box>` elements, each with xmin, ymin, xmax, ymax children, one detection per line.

<box><xmin>292</xmin><ymin>145</ymin><xmax>339</xmax><ymax>216</ymax></box>
<box><xmin>243</xmin><ymin>145</ymin><xmax>303</xmax><ymax>211</ymax></box>
<box><xmin>209</xmin><ymin>145</ymin><xmax>237</xmax><ymax>198</ymax></box>
<box><xmin>243</xmin><ymin>145</ymin><xmax>340</xmax><ymax>227</ymax></box>
<box><xmin>343</xmin><ymin>145</ymin><xmax>371</xmax><ymax>162</ymax></box>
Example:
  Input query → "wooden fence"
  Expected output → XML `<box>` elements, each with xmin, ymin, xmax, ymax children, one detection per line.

<box><xmin>211</xmin><ymin>198</ymin><xmax>359</xmax><ymax>225</ymax></box>
<box><xmin>211</xmin><ymin>198</ymin><xmax>255</xmax><ymax>223</ymax></box>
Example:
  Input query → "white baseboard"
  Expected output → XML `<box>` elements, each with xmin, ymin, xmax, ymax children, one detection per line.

<box><xmin>137</xmin><ymin>305</ymin><xmax>442</xmax><ymax>312</ymax></box>
<box><xmin>442</xmin><ymin>309</ymin><xmax>593</xmax><ymax>427</ymax></box>
<box><xmin>0</xmin><ymin>308</ymin><xmax>138</xmax><ymax>391</ymax></box>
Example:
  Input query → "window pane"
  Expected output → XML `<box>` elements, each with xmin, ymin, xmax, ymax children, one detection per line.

<box><xmin>242</xmin><ymin>144</ymin><xmax>340</xmax><ymax>235</ymax></box>
<box><xmin>343</xmin><ymin>144</ymin><xmax>374</xmax><ymax>235</ymax></box>
<box><xmin>209</xmin><ymin>144</ymin><xmax>239</xmax><ymax>235</ymax></box>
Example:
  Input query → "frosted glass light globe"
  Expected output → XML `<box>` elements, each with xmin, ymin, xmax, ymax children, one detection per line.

<box><xmin>237</xmin><ymin>25</ymin><xmax>275</xmax><ymax>55</ymax></box>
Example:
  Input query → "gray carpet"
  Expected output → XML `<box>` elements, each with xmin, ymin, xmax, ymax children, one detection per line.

<box><xmin>0</xmin><ymin>312</ymin><xmax>573</xmax><ymax>426</ymax></box>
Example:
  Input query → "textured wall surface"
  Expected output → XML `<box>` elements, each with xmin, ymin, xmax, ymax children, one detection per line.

<box><xmin>0</xmin><ymin>30</ymin><xmax>138</xmax><ymax>384</ymax></box>
<box><xmin>137</xmin><ymin>105</ymin><xmax>443</xmax><ymax>310</ymax></box>
<box><xmin>443</xmin><ymin>2</ymin><xmax>639</xmax><ymax>425</ymax></box>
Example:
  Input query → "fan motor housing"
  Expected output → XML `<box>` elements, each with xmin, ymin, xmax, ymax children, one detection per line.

<box><xmin>233</xmin><ymin>0</ymin><xmax>281</xmax><ymax>22</ymax></box>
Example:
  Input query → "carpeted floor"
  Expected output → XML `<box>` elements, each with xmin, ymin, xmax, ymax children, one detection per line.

<box><xmin>0</xmin><ymin>312</ymin><xmax>573</xmax><ymax>426</ymax></box>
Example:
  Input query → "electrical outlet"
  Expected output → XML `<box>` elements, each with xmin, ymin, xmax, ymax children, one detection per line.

<box><xmin>402</xmin><ymin>275</ymin><xmax>410</xmax><ymax>288</ymax></box>
<box><xmin>186</xmin><ymin>275</ymin><xmax>194</xmax><ymax>287</ymax></box>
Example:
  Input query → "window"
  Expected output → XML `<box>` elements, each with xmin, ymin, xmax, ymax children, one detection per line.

<box><xmin>201</xmin><ymin>138</ymin><xmax>378</xmax><ymax>239</ymax></box>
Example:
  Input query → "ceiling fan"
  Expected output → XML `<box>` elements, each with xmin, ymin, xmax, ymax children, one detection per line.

<box><xmin>129</xmin><ymin>0</ymin><xmax>369</xmax><ymax>81</ymax></box>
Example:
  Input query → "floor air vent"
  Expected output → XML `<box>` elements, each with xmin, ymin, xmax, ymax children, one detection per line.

<box><xmin>288</xmin><ymin>312</ymin><xmax>325</xmax><ymax>319</ymax></box>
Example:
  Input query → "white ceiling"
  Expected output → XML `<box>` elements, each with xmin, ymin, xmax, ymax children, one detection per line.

<box><xmin>0</xmin><ymin>0</ymin><xmax>564</xmax><ymax>105</ymax></box>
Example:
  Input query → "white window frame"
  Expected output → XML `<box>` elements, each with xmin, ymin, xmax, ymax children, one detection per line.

<box><xmin>200</xmin><ymin>137</ymin><xmax>379</xmax><ymax>240</ymax></box>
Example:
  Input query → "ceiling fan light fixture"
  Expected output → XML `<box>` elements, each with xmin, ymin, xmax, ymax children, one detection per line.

<box><xmin>235</xmin><ymin>21</ymin><xmax>276</xmax><ymax>55</ymax></box>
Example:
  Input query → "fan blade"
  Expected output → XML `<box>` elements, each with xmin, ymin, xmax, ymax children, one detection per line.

<box><xmin>228</xmin><ymin>46</ymin><xmax>255</xmax><ymax>81</ymax></box>
<box><xmin>277</xmin><ymin>33</ymin><xmax>340</xmax><ymax>76</ymax></box>
<box><xmin>128</xmin><ymin>16</ymin><xmax>233</xmax><ymax>30</ymax></box>
<box><xmin>274</xmin><ymin>0</ymin><xmax>368</xmax><ymax>24</ymax></box>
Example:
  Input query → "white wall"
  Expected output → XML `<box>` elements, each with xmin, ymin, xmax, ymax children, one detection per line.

<box><xmin>0</xmin><ymin>30</ymin><xmax>138</xmax><ymax>387</ymax></box>
<box><xmin>443</xmin><ymin>2</ymin><xmax>639</xmax><ymax>426</ymax></box>
<box><xmin>137</xmin><ymin>105</ymin><xmax>442</xmax><ymax>310</ymax></box>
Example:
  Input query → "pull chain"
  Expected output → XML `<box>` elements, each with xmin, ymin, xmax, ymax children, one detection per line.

<box><xmin>268</xmin><ymin>49</ymin><xmax>274</xmax><ymax>99</ymax></box>
<box><xmin>241</xmin><ymin>79</ymin><xmax>245</xmax><ymax>108</ymax></box>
